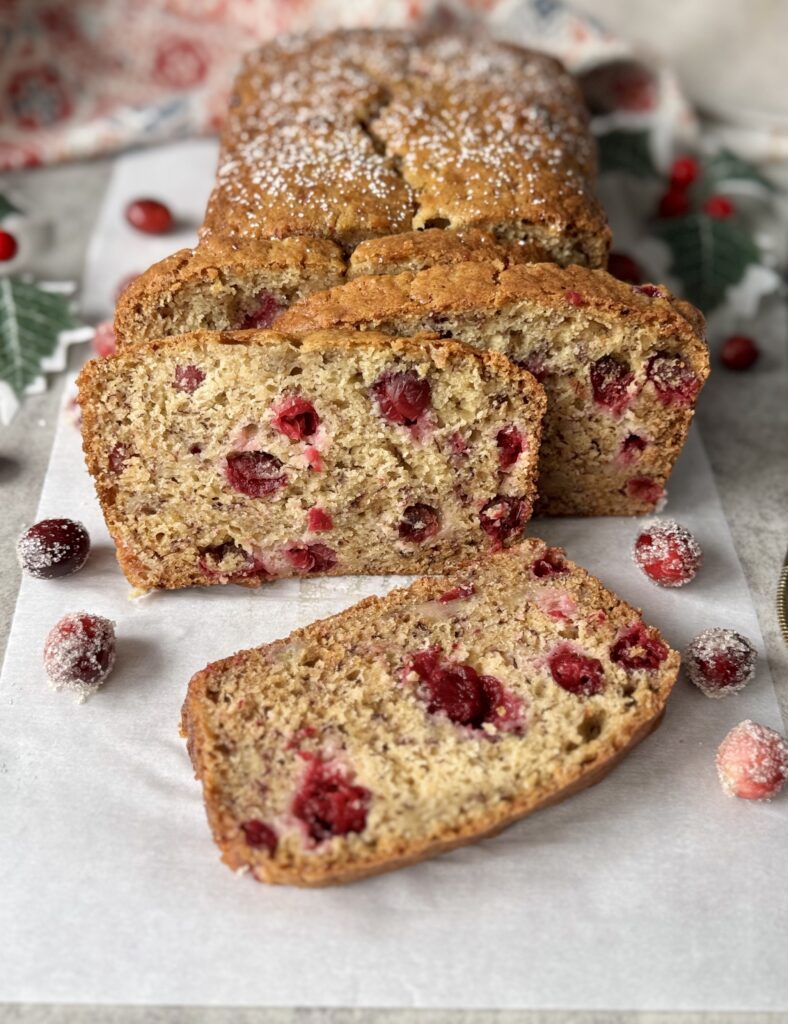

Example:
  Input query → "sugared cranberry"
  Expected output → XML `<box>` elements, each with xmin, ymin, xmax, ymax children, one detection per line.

<box><xmin>271</xmin><ymin>395</ymin><xmax>319</xmax><ymax>440</ymax></box>
<box><xmin>479</xmin><ymin>495</ymin><xmax>527</xmax><ymax>548</ymax></box>
<box><xmin>285</xmin><ymin>543</ymin><xmax>337</xmax><ymax>573</ymax></box>
<box><xmin>292</xmin><ymin>756</ymin><xmax>371</xmax><ymax>843</ymax></box>
<box><xmin>125</xmin><ymin>198</ymin><xmax>173</xmax><ymax>234</ymax></box>
<box><xmin>0</xmin><ymin>229</ymin><xmax>18</xmax><ymax>261</ymax></box>
<box><xmin>610</xmin><ymin>622</ymin><xmax>668</xmax><ymax>671</ymax></box>
<box><xmin>531</xmin><ymin>546</ymin><xmax>568</xmax><ymax>578</ymax></box>
<box><xmin>590</xmin><ymin>356</ymin><xmax>635</xmax><ymax>416</ymax></box>
<box><xmin>437</xmin><ymin>583</ymin><xmax>475</xmax><ymax>603</ymax></box>
<box><xmin>669</xmin><ymin>155</ymin><xmax>699</xmax><ymax>188</ymax></box>
<box><xmin>703</xmin><ymin>194</ymin><xmax>734</xmax><ymax>219</ymax></box>
<box><xmin>565</xmin><ymin>289</ymin><xmax>586</xmax><ymax>307</ymax></box>
<box><xmin>238</xmin><ymin>291</ymin><xmax>283</xmax><ymax>329</ymax></box>
<box><xmin>685</xmin><ymin>628</ymin><xmax>757</xmax><ymax>698</ymax></box>
<box><xmin>225</xmin><ymin>451</ymin><xmax>286</xmax><ymax>498</ymax></box>
<box><xmin>657</xmin><ymin>188</ymin><xmax>690</xmax><ymax>219</ymax></box>
<box><xmin>17</xmin><ymin>518</ymin><xmax>90</xmax><ymax>579</ymax></box>
<box><xmin>619</xmin><ymin>433</ymin><xmax>647</xmax><ymax>464</ymax></box>
<box><xmin>306</xmin><ymin>507</ymin><xmax>333</xmax><ymax>532</ymax></box>
<box><xmin>43</xmin><ymin>612</ymin><xmax>116</xmax><ymax>700</ymax></box>
<box><xmin>608</xmin><ymin>252</ymin><xmax>641</xmax><ymax>285</ymax></box>
<box><xmin>398</xmin><ymin>503</ymin><xmax>440</xmax><ymax>543</ymax></box>
<box><xmin>626</xmin><ymin>477</ymin><xmax>665</xmax><ymax>506</ymax></box>
<box><xmin>497</xmin><ymin>425</ymin><xmax>524</xmax><ymax>469</ymax></box>
<box><xmin>92</xmin><ymin>320</ymin><xmax>116</xmax><ymax>358</ymax></box>
<box><xmin>240</xmin><ymin>819</ymin><xmax>278</xmax><ymax>854</ymax></box>
<box><xmin>716</xmin><ymin>721</ymin><xmax>788</xmax><ymax>801</ymax></box>
<box><xmin>371</xmin><ymin>368</ymin><xmax>431</xmax><ymax>425</ymax></box>
<box><xmin>633</xmin><ymin>283</ymin><xmax>663</xmax><ymax>298</ymax></box>
<box><xmin>173</xmin><ymin>363</ymin><xmax>205</xmax><ymax>393</ymax></box>
<box><xmin>108</xmin><ymin>443</ymin><xmax>130</xmax><ymax>474</ymax></box>
<box><xmin>720</xmin><ymin>335</ymin><xmax>759</xmax><ymax>371</ymax></box>
<box><xmin>646</xmin><ymin>355</ymin><xmax>700</xmax><ymax>406</ymax></box>
<box><xmin>548</xmin><ymin>646</ymin><xmax>604</xmax><ymax>696</ymax></box>
<box><xmin>634</xmin><ymin>519</ymin><xmax>702</xmax><ymax>587</ymax></box>
<box><xmin>410</xmin><ymin>648</ymin><xmax>523</xmax><ymax>732</ymax></box>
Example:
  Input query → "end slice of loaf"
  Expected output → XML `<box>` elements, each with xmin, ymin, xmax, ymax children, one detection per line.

<box><xmin>78</xmin><ymin>328</ymin><xmax>545</xmax><ymax>590</ymax></box>
<box><xmin>181</xmin><ymin>539</ymin><xmax>679</xmax><ymax>886</ymax></box>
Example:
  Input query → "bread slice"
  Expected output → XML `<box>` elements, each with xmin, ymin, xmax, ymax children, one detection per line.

<box><xmin>277</xmin><ymin>262</ymin><xmax>709</xmax><ymax>516</ymax></box>
<box><xmin>78</xmin><ymin>328</ymin><xmax>545</xmax><ymax>590</ymax></box>
<box><xmin>181</xmin><ymin>539</ymin><xmax>679</xmax><ymax>886</ymax></box>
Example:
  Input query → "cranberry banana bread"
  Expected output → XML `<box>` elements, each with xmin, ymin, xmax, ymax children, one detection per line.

<box><xmin>181</xmin><ymin>539</ymin><xmax>679</xmax><ymax>886</ymax></box>
<box><xmin>78</xmin><ymin>328</ymin><xmax>545</xmax><ymax>590</ymax></box>
<box><xmin>278</xmin><ymin>262</ymin><xmax>709</xmax><ymax>516</ymax></box>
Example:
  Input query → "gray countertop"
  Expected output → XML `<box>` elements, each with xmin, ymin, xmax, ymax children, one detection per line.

<box><xmin>1</xmin><ymin>155</ymin><xmax>786</xmax><ymax>1024</ymax></box>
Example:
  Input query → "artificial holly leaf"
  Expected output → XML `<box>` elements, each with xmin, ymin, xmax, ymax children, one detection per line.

<box><xmin>0</xmin><ymin>278</ymin><xmax>76</xmax><ymax>399</ymax></box>
<box><xmin>0</xmin><ymin>194</ymin><xmax>21</xmax><ymax>219</ymax></box>
<box><xmin>702</xmin><ymin>149</ymin><xmax>775</xmax><ymax>193</ymax></box>
<box><xmin>597</xmin><ymin>129</ymin><xmax>658</xmax><ymax>179</ymax></box>
<box><xmin>654</xmin><ymin>214</ymin><xmax>761</xmax><ymax>313</ymax></box>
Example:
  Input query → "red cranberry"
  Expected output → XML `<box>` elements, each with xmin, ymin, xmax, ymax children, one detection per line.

<box><xmin>497</xmin><ymin>425</ymin><xmax>524</xmax><ymax>469</ymax></box>
<box><xmin>125</xmin><ymin>198</ymin><xmax>173</xmax><ymax>234</ymax></box>
<box><xmin>173</xmin><ymin>364</ymin><xmax>205</xmax><ymax>393</ymax></box>
<box><xmin>610</xmin><ymin>622</ymin><xmax>668</xmax><ymax>671</ymax></box>
<box><xmin>304</xmin><ymin>447</ymin><xmax>324</xmax><ymax>472</ymax></box>
<box><xmin>399</xmin><ymin>503</ymin><xmax>440</xmax><ymax>543</ymax></box>
<box><xmin>43</xmin><ymin>612</ymin><xmax>116</xmax><ymax>699</ymax></box>
<box><xmin>619</xmin><ymin>433</ymin><xmax>647</xmax><ymax>464</ymax></box>
<box><xmin>716</xmin><ymin>721</ymin><xmax>788</xmax><ymax>801</ymax></box>
<box><xmin>92</xmin><ymin>320</ymin><xmax>116</xmax><ymax>358</ymax></box>
<box><xmin>669</xmin><ymin>155</ymin><xmax>699</xmax><ymax>188</ymax></box>
<box><xmin>646</xmin><ymin>355</ymin><xmax>700</xmax><ymax>406</ymax></box>
<box><xmin>240</xmin><ymin>819</ymin><xmax>278</xmax><ymax>854</ymax></box>
<box><xmin>626</xmin><ymin>477</ymin><xmax>665</xmax><ymax>506</ymax></box>
<box><xmin>548</xmin><ymin>646</ymin><xmax>604</xmax><ymax>696</ymax></box>
<box><xmin>720</xmin><ymin>335</ymin><xmax>759</xmax><ymax>371</ymax></box>
<box><xmin>479</xmin><ymin>496</ymin><xmax>527</xmax><ymax>548</ymax></box>
<box><xmin>685</xmin><ymin>628</ymin><xmax>757</xmax><ymax>697</ymax></box>
<box><xmin>634</xmin><ymin>519</ymin><xmax>702</xmax><ymax>587</ymax></box>
<box><xmin>292</xmin><ymin>757</ymin><xmax>371</xmax><ymax>843</ymax></box>
<box><xmin>108</xmin><ymin>443</ymin><xmax>131</xmax><ymax>474</ymax></box>
<box><xmin>410</xmin><ymin>648</ymin><xmax>523</xmax><ymax>732</ymax></box>
<box><xmin>590</xmin><ymin>356</ymin><xmax>634</xmax><ymax>416</ymax></box>
<box><xmin>608</xmin><ymin>252</ymin><xmax>641</xmax><ymax>285</ymax></box>
<box><xmin>703</xmin><ymin>194</ymin><xmax>734</xmax><ymax>219</ymax></box>
<box><xmin>371</xmin><ymin>368</ymin><xmax>431</xmax><ymax>425</ymax></box>
<box><xmin>565</xmin><ymin>289</ymin><xmax>586</xmax><ymax>307</ymax></box>
<box><xmin>437</xmin><ymin>583</ymin><xmax>475</xmax><ymax>603</ymax></box>
<box><xmin>0</xmin><ymin>229</ymin><xmax>18</xmax><ymax>261</ymax></box>
<box><xmin>306</xmin><ymin>507</ymin><xmax>333</xmax><ymax>532</ymax></box>
<box><xmin>17</xmin><ymin>518</ymin><xmax>90</xmax><ymax>579</ymax></box>
<box><xmin>531</xmin><ymin>546</ymin><xmax>568</xmax><ymax>578</ymax></box>
<box><xmin>657</xmin><ymin>188</ymin><xmax>690</xmax><ymax>219</ymax></box>
<box><xmin>633</xmin><ymin>283</ymin><xmax>663</xmax><ymax>298</ymax></box>
<box><xmin>271</xmin><ymin>395</ymin><xmax>319</xmax><ymax>440</ymax></box>
<box><xmin>285</xmin><ymin>543</ymin><xmax>337</xmax><ymax>573</ymax></box>
<box><xmin>225</xmin><ymin>451</ymin><xmax>286</xmax><ymax>497</ymax></box>
<box><xmin>238</xmin><ymin>291</ymin><xmax>283</xmax><ymax>329</ymax></box>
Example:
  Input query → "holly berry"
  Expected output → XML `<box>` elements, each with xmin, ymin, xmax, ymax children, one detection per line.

<box><xmin>125</xmin><ymin>198</ymin><xmax>173</xmax><ymax>234</ymax></box>
<box><xmin>17</xmin><ymin>518</ymin><xmax>90</xmax><ymax>579</ymax></box>
<box><xmin>0</xmin><ymin>229</ymin><xmax>18</xmax><ymax>261</ymax></box>
<box><xmin>720</xmin><ymin>335</ymin><xmax>759</xmax><ymax>371</ymax></box>
<box><xmin>703</xmin><ymin>194</ymin><xmax>734</xmax><ymax>219</ymax></box>
<box><xmin>633</xmin><ymin>519</ymin><xmax>702</xmax><ymax>587</ymax></box>
<box><xmin>669</xmin><ymin>155</ymin><xmax>700</xmax><ymax>189</ymax></box>
<box><xmin>657</xmin><ymin>188</ymin><xmax>690</xmax><ymax>219</ymax></box>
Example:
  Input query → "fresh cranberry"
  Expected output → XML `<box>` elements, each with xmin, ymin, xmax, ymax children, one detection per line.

<box><xmin>565</xmin><ymin>290</ymin><xmax>586</xmax><ymax>307</ymax></box>
<box><xmin>285</xmin><ymin>543</ymin><xmax>337</xmax><ymax>573</ymax></box>
<box><xmin>292</xmin><ymin>757</ymin><xmax>371</xmax><ymax>843</ymax></box>
<box><xmin>626</xmin><ymin>477</ymin><xmax>665</xmax><ymax>506</ymax></box>
<box><xmin>92</xmin><ymin>320</ymin><xmax>116</xmax><ymax>358</ymax></box>
<box><xmin>306</xmin><ymin>507</ymin><xmax>333</xmax><ymax>532</ymax></box>
<box><xmin>608</xmin><ymin>252</ymin><xmax>641</xmax><ymax>285</ymax></box>
<box><xmin>590</xmin><ymin>356</ymin><xmax>634</xmax><ymax>415</ymax></box>
<box><xmin>657</xmin><ymin>188</ymin><xmax>690</xmax><ymax>219</ymax></box>
<box><xmin>619</xmin><ymin>434</ymin><xmax>647</xmax><ymax>464</ymax></box>
<box><xmin>409</xmin><ymin>648</ymin><xmax>523</xmax><ymax>732</ymax></box>
<box><xmin>548</xmin><ymin>646</ymin><xmax>604</xmax><ymax>696</ymax></box>
<box><xmin>531</xmin><ymin>546</ymin><xmax>568</xmax><ymax>578</ymax></box>
<box><xmin>225</xmin><ymin>451</ymin><xmax>286</xmax><ymax>497</ymax></box>
<box><xmin>125</xmin><ymin>198</ymin><xmax>173</xmax><ymax>234</ymax></box>
<box><xmin>669</xmin><ymin>155</ymin><xmax>699</xmax><ymax>188</ymax></box>
<box><xmin>514</xmin><ymin>354</ymin><xmax>547</xmax><ymax>383</ymax></box>
<box><xmin>43</xmin><ymin>612</ymin><xmax>116</xmax><ymax>694</ymax></box>
<box><xmin>646</xmin><ymin>355</ymin><xmax>700</xmax><ymax>406</ymax></box>
<box><xmin>271</xmin><ymin>395</ymin><xmax>319</xmax><ymax>440</ymax></box>
<box><xmin>479</xmin><ymin>496</ymin><xmax>527</xmax><ymax>548</ymax></box>
<box><xmin>720</xmin><ymin>335</ymin><xmax>759</xmax><ymax>371</ymax></box>
<box><xmin>0</xmin><ymin>229</ymin><xmax>18</xmax><ymax>261</ymax></box>
<box><xmin>240</xmin><ymin>819</ymin><xmax>278</xmax><ymax>854</ymax></box>
<box><xmin>173</xmin><ymin>364</ymin><xmax>205</xmax><ymax>393</ymax></box>
<box><xmin>238</xmin><ymin>291</ymin><xmax>283</xmax><ymax>329</ymax></box>
<box><xmin>437</xmin><ymin>583</ymin><xmax>475</xmax><ymax>603</ymax></box>
<box><xmin>610</xmin><ymin>622</ymin><xmax>668</xmax><ymax>670</ymax></box>
<box><xmin>17</xmin><ymin>518</ymin><xmax>90</xmax><ymax>579</ymax></box>
<box><xmin>497</xmin><ymin>425</ymin><xmax>524</xmax><ymax>469</ymax></box>
<box><xmin>634</xmin><ymin>519</ymin><xmax>702</xmax><ymax>587</ymax></box>
<box><xmin>108</xmin><ymin>444</ymin><xmax>130</xmax><ymax>474</ymax></box>
<box><xmin>716</xmin><ymin>721</ymin><xmax>788</xmax><ymax>801</ymax></box>
<box><xmin>399</xmin><ymin>503</ymin><xmax>440</xmax><ymax>543</ymax></box>
<box><xmin>371</xmin><ymin>369</ymin><xmax>431</xmax><ymax>425</ymax></box>
<box><xmin>703</xmin><ymin>194</ymin><xmax>734</xmax><ymax>219</ymax></box>
<box><xmin>685</xmin><ymin>628</ymin><xmax>757</xmax><ymax>697</ymax></box>
<box><xmin>633</xmin><ymin>283</ymin><xmax>663</xmax><ymax>298</ymax></box>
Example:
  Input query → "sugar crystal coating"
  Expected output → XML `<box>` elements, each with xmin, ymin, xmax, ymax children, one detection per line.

<box><xmin>685</xmin><ymin>628</ymin><xmax>757</xmax><ymax>698</ymax></box>
<box><xmin>633</xmin><ymin>519</ymin><xmax>702</xmax><ymax>588</ymax></box>
<box><xmin>17</xmin><ymin>518</ymin><xmax>90</xmax><ymax>580</ymax></box>
<box><xmin>43</xmin><ymin>612</ymin><xmax>116</xmax><ymax>702</ymax></box>
<box><xmin>716</xmin><ymin>720</ymin><xmax>788</xmax><ymax>801</ymax></box>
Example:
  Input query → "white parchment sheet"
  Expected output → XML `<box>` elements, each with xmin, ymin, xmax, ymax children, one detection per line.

<box><xmin>1</xmin><ymin>141</ymin><xmax>786</xmax><ymax>1011</ymax></box>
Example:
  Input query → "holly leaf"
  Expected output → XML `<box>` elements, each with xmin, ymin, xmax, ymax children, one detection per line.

<box><xmin>0</xmin><ymin>278</ymin><xmax>76</xmax><ymax>399</ymax></box>
<box><xmin>0</xmin><ymin>194</ymin><xmax>21</xmax><ymax>219</ymax></box>
<box><xmin>654</xmin><ymin>214</ymin><xmax>761</xmax><ymax>312</ymax></box>
<box><xmin>597</xmin><ymin>130</ymin><xmax>658</xmax><ymax>178</ymax></box>
<box><xmin>703</xmin><ymin>149</ymin><xmax>775</xmax><ymax>193</ymax></box>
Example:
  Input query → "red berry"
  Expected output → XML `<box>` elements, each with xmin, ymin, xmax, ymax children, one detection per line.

<box><xmin>531</xmin><ymin>546</ymin><xmax>568</xmax><ymax>578</ymax></box>
<box><xmin>0</xmin><ymin>229</ymin><xmax>19</xmax><ymax>261</ymax></box>
<box><xmin>716</xmin><ymin>721</ymin><xmax>788</xmax><ymax>801</ymax></box>
<box><xmin>703</xmin><ymin>194</ymin><xmax>734</xmax><ymax>219</ymax></box>
<box><xmin>720</xmin><ymin>335</ymin><xmax>759</xmax><ymax>371</ymax></box>
<box><xmin>225</xmin><ymin>451</ymin><xmax>286</xmax><ymax>498</ymax></box>
<box><xmin>92</xmin><ymin>320</ymin><xmax>116</xmax><ymax>358</ymax></box>
<box><xmin>437</xmin><ymin>583</ymin><xmax>475</xmax><ymax>603</ymax></box>
<box><xmin>173</xmin><ymin>364</ymin><xmax>205</xmax><ymax>393</ymax></box>
<box><xmin>607</xmin><ymin>252</ymin><xmax>641</xmax><ymax>285</ymax></box>
<box><xmin>479</xmin><ymin>495</ymin><xmax>527</xmax><ymax>548</ymax></box>
<box><xmin>43</xmin><ymin>612</ymin><xmax>116</xmax><ymax>700</ymax></box>
<box><xmin>240</xmin><ymin>820</ymin><xmax>278</xmax><ymax>853</ymax></box>
<box><xmin>398</xmin><ymin>503</ymin><xmax>440</xmax><ymax>544</ymax></box>
<box><xmin>633</xmin><ymin>283</ymin><xmax>664</xmax><ymax>298</ymax></box>
<box><xmin>646</xmin><ymin>354</ymin><xmax>700</xmax><ymax>406</ymax></box>
<box><xmin>669</xmin><ymin>155</ymin><xmax>699</xmax><ymax>188</ymax></box>
<box><xmin>285</xmin><ymin>543</ymin><xmax>337</xmax><ymax>573</ymax></box>
<box><xmin>371</xmin><ymin>368</ymin><xmax>431</xmax><ymax>426</ymax></box>
<box><xmin>610</xmin><ymin>622</ymin><xmax>668</xmax><ymax>671</ymax></box>
<box><xmin>306</xmin><ymin>507</ymin><xmax>333</xmax><ymax>532</ymax></box>
<box><xmin>565</xmin><ymin>290</ymin><xmax>586</xmax><ymax>307</ymax></box>
<box><xmin>619</xmin><ymin>433</ymin><xmax>647</xmax><ymax>464</ymax></box>
<box><xmin>548</xmin><ymin>645</ymin><xmax>604</xmax><ymax>696</ymax></box>
<box><xmin>626</xmin><ymin>477</ymin><xmax>665</xmax><ymax>507</ymax></box>
<box><xmin>496</xmin><ymin>425</ymin><xmax>524</xmax><ymax>469</ymax></box>
<box><xmin>634</xmin><ymin>519</ymin><xmax>702</xmax><ymax>587</ymax></box>
<box><xmin>271</xmin><ymin>395</ymin><xmax>319</xmax><ymax>441</ymax></box>
<box><xmin>17</xmin><ymin>518</ymin><xmax>90</xmax><ymax>579</ymax></box>
<box><xmin>239</xmin><ymin>291</ymin><xmax>283</xmax><ymax>329</ymax></box>
<box><xmin>304</xmin><ymin>446</ymin><xmax>324</xmax><ymax>472</ymax></box>
<box><xmin>292</xmin><ymin>756</ymin><xmax>371</xmax><ymax>843</ymax></box>
<box><xmin>125</xmin><ymin>198</ymin><xmax>173</xmax><ymax>234</ymax></box>
<box><xmin>685</xmin><ymin>628</ymin><xmax>757</xmax><ymax>697</ymax></box>
<box><xmin>657</xmin><ymin>188</ymin><xmax>690</xmax><ymax>219</ymax></box>
<box><xmin>590</xmin><ymin>355</ymin><xmax>634</xmax><ymax>416</ymax></box>
<box><xmin>108</xmin><ymin>443</ymin><xmax>131</xmax><ymax>474</ymax></box>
